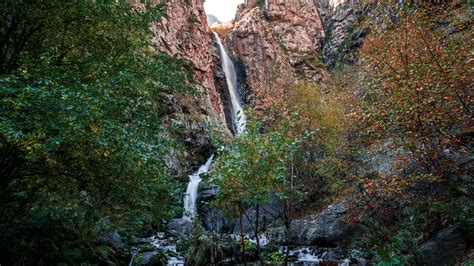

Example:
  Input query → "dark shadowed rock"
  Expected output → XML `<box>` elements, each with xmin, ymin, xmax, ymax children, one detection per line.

<box><xmin>233</xmin><ymin>194</ymin><xmax>283</xmax><ymax>235</ymax></box>
<box><xmin>199</xmin><ymin>204</ymin><xmax>235</xmax><ymax>233</ymax></box>
<box><xmin>200</xmin><ymin>185</ymin><xmax>219</xmax><ymax>200</ymax></box>
<box><xmin>414</xmin><ymin>224</ymin><xmax>467</xmax><ymax>266</ymax></box>
<box><xmin>268</xmin><ymin>201</ymin><xmax>362</xmax><ymax>247</ymax></box>
<box><xmin>135</xmin><ymin>251</ymin><xmax>159</xmax><ymax>265</ymax></box>
<box><xmin>166</xmin><ymin>218</ymin><xmax>192</xmax><ymax>238</ymax></box>
<box><xmin>97</xmin><ymin>231</ymin><xmax>126</xmax><ymax>251</ymax></box>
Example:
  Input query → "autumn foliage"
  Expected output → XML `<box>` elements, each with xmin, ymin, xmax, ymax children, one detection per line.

<box><xmin>357</xmin><ymin>3</ymin><xmax>472</xmax><ymax>186</ymax></box>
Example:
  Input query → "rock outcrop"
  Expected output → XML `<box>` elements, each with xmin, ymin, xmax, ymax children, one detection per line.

<box><xmin>166</xmin><ymin>218</ymin><xmax>193</xmax><ymax>238</ymax></box>
<box><xmin>233</xmin><ymin>194</ymin><xmax>283</xmax><ymax>235</ymax></box>
<box><xmin>315</xmin><ymin>0</ymin><xmax>367</xmax><ymax>67</ymax></box>
<box><xmin>224</xmin><ymin>0</ymin><xmax>328</xmax><ymax>110</ymax></box>
<box><xmin>151</xmin><ymin>0</ymin><xmax>226</xmax><ymax>125</ymax></box>
<box><xmin>148</xmin><ymin>0</ymin><xmax>231</xmax><ymax>174</ymax></box>
<box><xmin>268</xmin><ymin>201</ymin><xmax>361</xmax><ymax>247</ymax></box>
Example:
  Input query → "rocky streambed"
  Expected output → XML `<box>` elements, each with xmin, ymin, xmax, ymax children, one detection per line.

<box><xmin>126</xmin><ymin>200</ymin><xmax>366</xmax><ymax>265</ymax></box>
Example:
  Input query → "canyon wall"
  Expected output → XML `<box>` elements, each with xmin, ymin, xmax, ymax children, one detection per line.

<box><xmin>146</xmin><ymin>0</ymin><xmax>365</xmax><ymax>172</ymax></box>
<box><xmin>224</xmin><ymin>0</ymin><xmax>329</xmax><ymax>108</ymax></box>
<box><xmin>148</xmin><ymin>0</ymin><xmax>231</xmax><ymax>174</ymax></box>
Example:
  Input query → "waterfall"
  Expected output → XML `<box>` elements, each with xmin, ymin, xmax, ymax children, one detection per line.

<box><xmin>213</xmin><ymin>32</ymin><xmax>247</xmax><ymax>134</ymax></box>
<box><xmin>183</xmin><ymin>155</ymin><xmax>214</xmax><ymax>220</ymax></box>
<box><xmin>181</xmin><ymin>33</ymin><xmax>247</xmax><ymax>220</ymax></box>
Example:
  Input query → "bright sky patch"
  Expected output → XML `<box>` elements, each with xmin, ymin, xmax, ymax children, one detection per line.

<box><xmin>204</xmin><ymin>0</ymin><xmax>245</xmax><ymax>23</ymax></box>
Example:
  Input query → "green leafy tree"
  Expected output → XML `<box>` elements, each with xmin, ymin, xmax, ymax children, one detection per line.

<box><xmin>0</xmin><ymin>1</ymin><xmax>192</xmax><ymax>264</ymax></box>
<box><xmin>210</xmin><ymin>114</ymin><xmax>303</xmax><ymax>263</ymax></box>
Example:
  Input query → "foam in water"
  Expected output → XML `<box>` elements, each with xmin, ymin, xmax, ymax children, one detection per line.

<box><xmin>182</xmin><ymin>155</ymin><xmax>214</xmax><ymax>220</ymax></box>
<box><xmin>213</xmin><ymin>32</ymin><xmax>247</xmax><ymax>134</ymax></box>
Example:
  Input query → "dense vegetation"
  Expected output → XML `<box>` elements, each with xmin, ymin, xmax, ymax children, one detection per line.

<box><xmin>205</xmin><ymin>2</ymin><xmax>472</xmax><ymax>265</ymax></box>
<box><xmin>0</xmin><ymin>1</ymin><xmax>191</xmax><ymax>264</ymax></box>
<box><xmin>0</xmin><ymin>1</ymin><xmax>471</xmax><ymax>265</ymax></box>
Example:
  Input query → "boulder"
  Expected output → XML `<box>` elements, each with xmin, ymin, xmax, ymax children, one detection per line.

<box><xmin>414</xmin><ymin>224</ymin><xmax>467</xmax><ymax>266</ymax></box>
<box><xmin>268</xmin><ymin>201</ymin><xmax>361</xmax><ymax>247</ymax></box>
<box><xmin>97</xmin><ymin>230</ymin><xmax>126</xmax><ymax>251</ymax></box>
<box><xmin>166</xmin><ymin>218</ymin><xmax>192</xmax><ymax>238</ymax></box>
<box><xmin>199</xmin><ymin>185</ymin><xmax>219</xmax><ymax>200</ymax></box>
<box><xmin>199</xmin><ymin>204</ymin><xmax>235</xmax><ymax>233</ymax></box>
<box><xmin>132</xmin><ymin>251</ymin><xmax>164</xmax><ymax>266</ymax></box>
<box><xmin>233</xmin><ymin>194</ymin><xmax>282</xmax><ymax>235</ymax></box>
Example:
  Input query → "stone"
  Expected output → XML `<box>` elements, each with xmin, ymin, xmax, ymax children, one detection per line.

<box><xmin>315</xmin><ymin>0</ymin><xmax>367</xmax><ymax>67</ymax></box>
<box><xmin>134</xmin><ymin>251</ymin><xmax>159</xmax><ymax>265</ymax></box>
<box><xmin>199</xmin><ymin>185</ymin><xmax>219</xmax><ymax>200</ymax></box>
<box><xmin>199</xmin><ymin>204</ymin><xmax>235</xmax><ymax>233</ymax></box>
<box><xmin>414</xmin><ymin>225</ymin><xmax>467</xmax><ymax>266</ymax></box>
<box><xmin>150</xmin><ymin>0</ymin><xmax>228</xmax><ymax>129</ymax></box>
<box><xmin>166</xmin><ymin>218</ymin><xmax>193</xmax><ymax>238</ymax></box>
<box><xmin>227</xmin><ymin>0</ymin><xmax>328</xmax><ymax>113</ymax></box>
<box><xmin>97</xmin><ymin>230</ymin><xmax>126</xmax><ymax>251</ymax></box>
<box><xmin>268</xmin><ymin>201</ymin><xmax>362</xmax><ymax>247</ymax></box>
<box><xmin>233</xmin><ymin>194</ymin><xmax>283</xmax><ymax>235</ymax></box>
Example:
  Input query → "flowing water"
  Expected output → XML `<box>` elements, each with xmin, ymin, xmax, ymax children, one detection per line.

<box><xmin>183</xmin><ymin>32</ymin><xmax>247</xmax><ymax>220</ymax></box>
<box><xmin>213</xmin><ymin>32</ymin><xmax>247</xmax><ymax>134</ymax></box>
<box><xmin>130</xmin><ymin>32</ymin><xmax>249</xmax><ymax>266</ymax></box>
<box><xmin>182</xmin><ymin>155</ymin><xmax>214</xmax><ymax>221</ymax></box>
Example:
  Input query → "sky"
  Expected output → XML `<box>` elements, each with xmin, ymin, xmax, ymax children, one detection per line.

<box><xmin>204</xmin><ymin>0</ymin><xmax>245</xmax><ymax>23</ymax></box>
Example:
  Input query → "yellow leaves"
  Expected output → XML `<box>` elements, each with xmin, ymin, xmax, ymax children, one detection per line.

<box><xmin>89</xmin><ymin>124</ymin><xmax>101</xmax><ymax>134</ymax></box>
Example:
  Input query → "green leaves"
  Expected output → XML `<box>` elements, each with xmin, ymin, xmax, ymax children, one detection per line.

<box><xmin>0</xmin><ymin>1</ymin><xmax>187</xmax><ymax>264</ymax></box>
<box><xmin>210</xmin><ymin>115</ymin><xmax>302</xmax><ymax>217</ymax></box>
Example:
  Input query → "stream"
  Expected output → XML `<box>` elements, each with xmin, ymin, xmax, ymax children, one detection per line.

<box><xmin>128</xmin><ymin>32</ymin><xmax>345</xmax><ymax>266</ymax></box>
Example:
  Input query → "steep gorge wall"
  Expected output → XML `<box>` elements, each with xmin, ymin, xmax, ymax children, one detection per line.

<box><xmin>146</xmin><ymin>0</ymin><xmax>365</xmax><ymax>173</ymax></box>
<box><xmin>148</xmin><ymin>0</ymin><xmax>231</xmax><ymax>175</ymax></box>
<box><xmin>315</xmin><ymin>0</ymin><xmax>367</xmax><ymax>67</ymax></box>
<box><xmin>222</xmin><ymin>0</ymin><xmax>365</xmax><ymax>111</ymax></box>
<box><xmin>223</xmin><ymin>0</ymin><xmax>329</xmax><ymax>109</ymax></box>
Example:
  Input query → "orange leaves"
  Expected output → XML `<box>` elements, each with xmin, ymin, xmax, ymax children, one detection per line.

<box><xmin>357</xmin><ymin>4</ymin><xmax>472</xmax><ymax>146</ymax></box>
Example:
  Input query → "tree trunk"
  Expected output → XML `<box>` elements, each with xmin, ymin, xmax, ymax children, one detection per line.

<box><xmin>284</xmin><ymin>200</ymin><xmax>291</xmax><ymax>266</ymax></box>
<box><xmin>255</xmin><ymin>204</ymin><xmax>262</xmax><ymax>264</ymax></box>
<box><xmin>239</xmin><ymin>206</ymin><xmax>246</xmax><ymax>264</ymax></box>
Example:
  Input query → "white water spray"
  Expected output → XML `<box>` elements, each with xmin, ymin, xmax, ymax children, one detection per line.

<box><xmin>182</xmin><ymin>33</ymin><xmax>247</xmax><ymax>221</ymax></box>
<box><xmin>183</xmin><ymin>155</ymin><xmax>214</xmax><ymax>220</ymax></box>
<box><xmin>213</xmin><ymin>32</ymin><xmax>247</xmax><ymax>134</ymax></box>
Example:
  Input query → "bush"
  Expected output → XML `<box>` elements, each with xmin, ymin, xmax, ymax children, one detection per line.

<box><xmin>0</xmin><ymin>1</ymin><xmax>189</xmax><ymax>263</ymax></box>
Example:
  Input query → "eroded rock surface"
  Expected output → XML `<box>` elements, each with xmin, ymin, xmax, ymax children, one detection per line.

<box><xmin>268</xmin><ymin>201</ymin><xmax>361</xmax><ymax>247</ymax></box>
<box><xmin>225</xmin><ymin>0</ymin><xmax>329</xmax><ymax>110</ymax></box>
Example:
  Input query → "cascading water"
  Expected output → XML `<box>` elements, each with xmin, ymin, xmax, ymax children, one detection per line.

<box><xmin>182</xmin><ymin>155</ymin><xmax>214</xmax><ymax>220</ymax></box>
<box><xmin>213</xmin><ymin>32</ymin><xmax>247</xmax><ymax>134</ymax></box>
<box><xmin>129</xmin><ymin>31</ymin><xmax>248</xmax><ymax>266</ymax></box>
<box><xmin>182</xmin><ymin>33</ymin><xmax>247</xmax><ymax>220</ymax></box>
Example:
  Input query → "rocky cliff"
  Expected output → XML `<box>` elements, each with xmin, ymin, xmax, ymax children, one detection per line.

<box><xmin>146</xmin><ymin>0</ymin><xmax>367</xmax><ymax>172</ymax></box>
<box><xmin>148</xmin><ymin>0</ymin><xmax>232</xmax><ymax>174</ymax></box>
<box><xmin>223</xmin><ymin>0</ymin><xmax>329</xmax><ymax>111</ymax></box>
<box><xmin>315</xmin><ymin>0</ymin><xmax>367</xmax><ymax>67</ymax></box>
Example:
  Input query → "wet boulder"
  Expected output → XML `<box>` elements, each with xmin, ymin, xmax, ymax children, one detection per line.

<box><xmin>414</xmin><ymin>224</ymin><xmax>467</xmax><ymax>266</ymax></box>
<box><xmin>97</xmin><ymin>230</ymin><xmax>127</xmax><ymax>251</ymax></box>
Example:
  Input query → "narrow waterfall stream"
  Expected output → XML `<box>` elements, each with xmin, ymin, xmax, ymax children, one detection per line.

<box><xmin>128</xmin><ymin>31</ymin><xmax>248</xmax><ymax>266</ymax></box>
<box><xmin>182</xmin><ymin>155</ymin><xmax>214</xmax><ymax>220</ymax></box>
<box><xmin>213</xmin><ymin>32</ymin><xmax>247</xmax><ymax>134</ymax></box>
<box><xmin>182</xmin><ymin>32</ymin><xmax>247</xmax><ymax>220</ymax></box>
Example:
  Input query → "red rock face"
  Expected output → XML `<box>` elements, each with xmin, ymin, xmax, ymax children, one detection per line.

<box><xmin>226</xmin><ymin>0</ymin><xmax>329</xmax><ymax>110</ymax></box>
<box><xmin>150</xmin><ymin>0</ymin><xmax>227</xmax><ymax>129</ymax></box>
